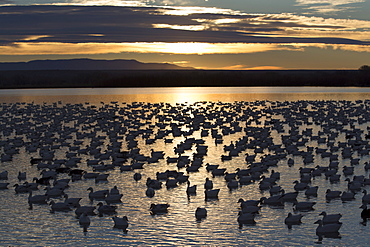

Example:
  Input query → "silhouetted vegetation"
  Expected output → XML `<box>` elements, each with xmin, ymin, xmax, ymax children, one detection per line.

<box><xmin>0</xmin><ymin>70</ymin><xmax>369</xmax><ymax>89</ymax></box>
<box><xmin>359</xmin><ymin>65</ymin><xmax>370</xmax><ymax>71</ymax></box>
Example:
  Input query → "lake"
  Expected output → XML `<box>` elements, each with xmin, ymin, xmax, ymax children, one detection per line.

<box><xmin>1</xmin><ymin>87</ymin><xmax>370</xmax><ymax>246</ymax></box>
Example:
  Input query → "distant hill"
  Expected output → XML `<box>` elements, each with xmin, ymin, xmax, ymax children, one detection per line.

<box><xmin>0</xmin><ymin>58</ymin><xmax>194</xmax><ymax>70</ymax></box>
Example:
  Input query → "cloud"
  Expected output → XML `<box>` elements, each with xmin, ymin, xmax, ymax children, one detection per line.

<box><xmin>0</xmin><ymin>42</ymin><xmax>296</xmax><ymax>55</ymax></box>
<box><xmin>296</xmin><ymin>0</ymin><xmax>366</xmax><ymax>14</ymax></box>
<box><xmin>296</xmin><ymin>0</ymin><xmax>365</xmax><ymax>6</ymax></box>
<box><xmin>0</xmin><ymin>5</ymin><xmax>369</xmax><ymax>56</ymax></box>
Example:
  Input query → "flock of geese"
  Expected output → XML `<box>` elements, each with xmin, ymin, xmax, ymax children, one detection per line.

<box><xmin>1</xmin><ymin>99</ymin><xmax>370</xmax><ymax>243</ymax></box>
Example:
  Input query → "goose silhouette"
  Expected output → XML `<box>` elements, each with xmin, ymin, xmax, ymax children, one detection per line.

<box><xmin>362</xmin><ymin>190</ymin><xmax>370</xmax><ymax>204</ymax></box>
<box><xmin>293</xmin><ymin>201</ymin><xmax>316</xmax><ymax>211</ymax></box>
<box><xmin>360</xmin><ymin>204</ymin><xmax>370</xmax><ymax>224</ymax></box>
<box><xmin>79</xmin><ymin>213</ymin><xmax>91</xmax><ymax>233</ymax></box>
<box><xmin>237</xmin><ymin>211</ymin><xmax>256</xmax><ymax>227</ymax></box>
<box><xmin>49</xmin><ymin>200</ymin><xmax>71</xmax><ymax>213</ymax></box>
<box><xmin>28</xmin><ymin>191</ymin><xmax>48</xmax><ymax>205</ymax></box>
<box><xmin>97</xmin><ymin>202</ymin><xmax>117</xmax><ymax>215</ymax></box>
<box><xmin>204</xmin><ymin>178</ymin><xmax>213</xmax><ymax>190</ymax></box>
<box><xmin>195</xmin><ymin>207</ymin><xmax>207</xmax><ymax>220</ymax></box>
<box><xmin>63</xmin><ymin>194</ymin><xmax>82</xmax><ymax>207</ymax></box>
<box><xmin>186</xmin><ymin>181</ymin><xmax>197</xmax><ymax>195</ymax></box>
<box><xmin>150</xmin><ymin>203</ymin><xmax>169</xmax><ymax>214</ymax></box>
<box><xmin>284</xmin><ymin>212</ymin><xmax>303</xmax><ymax>228</ymax></box>
<box><xmin>109</xmin><ymin>186</ymin><xmax>120</xmax><ymax>195</ymax></box>
<box><xmin>145</xmin><ymin>187</ymin><xmax>155</xmax><ymax>198</ymax></box>
<box><xmin>319</xmin><ymin>211</ymin><xmax>342</xmax><ymax>224</ymax></box>
<box><xmin>314</xmin><ymin>219</ymin><xmax>342</xmax><ymax>234</ymax></box>
<box><xmin>105</xmin><ymin>193</ymin><xmax>123</xmax><ymax>204</ymax></box>
<box><xmin>0</xmin><ymin>182</ymin><xmax>9</xmax><ymax>190</ymax></box>
<box><xmin>238</xmin><ymin>198</ymin><xmax>260</xmax><ymax>207</ymax></box>
<box><xmin>87</xmin><ymin>187</ymin><xmax>108</xmax><ymax>200</ymax></box>
<box><xmin>305</xmin><ymin>186</ymin><xmax>318</xmax><ymax>197</ymax></box>
<box><xmin>112</xmin><ymin>216</ymin><xmax>129</xmax><ymax>232</ymax></box>
<box><xmin>205</xmin><ymin>189</ymin><xmax>220</xmax><ymax>199</ymax></box>
<box><xmin>75</xmin><ymin>205</ymin><xmax>96</xmax><ymax>217</ymax></box>
<box><xmin>340</xmin><ymin>191</ymin><xmax>355</xmax><ymax>202</ymax></box>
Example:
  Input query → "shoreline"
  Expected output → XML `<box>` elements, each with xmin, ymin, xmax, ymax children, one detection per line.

<box><xmin>0</xmin><ymin>69</ymin><xmax>369</xmax><ymax>89</ymax></box>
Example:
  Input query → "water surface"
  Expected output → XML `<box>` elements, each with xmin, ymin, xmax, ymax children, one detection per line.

<box><xmin>0</xmin><ymin>87</ymin><xmax>370</xmax><ymax>246</ymax></box>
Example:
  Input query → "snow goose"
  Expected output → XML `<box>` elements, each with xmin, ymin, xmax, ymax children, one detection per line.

<box><xmin>237</xmin><ymin>212</ymin><xmax>256</xmax><ymax>227</ymax></box>
<box><xmin>110</xmin><ymin>186</ymin><xmax>120</xmax><ymax>195</ymax></box>
<box><xmin>305</xmin><ymin>186</ymin><xmax>318</xmax><ymax>197</ymax></box>
<box><xmin>75</xmin><ymin>205</ymin><xmax>96</xmax><ymax>217</ymax></box>
<box><xmin>360</xmin><ymin>204</ymin><xmax>370</xmax><ymax>224</ymax></box>
<box><xmin>224</xmin><ymin>172</ymin><xmax>237</xmax><ymax>182</ymax></box>
<box><xmin>33</xmin><ymin>177</ymin><xmax>51</xmax><ymax>186</ymax></box>
<box><xmin>314</xmin><ymin>219</ymin><xmax>342</xmax><ymax>234</ymax></box>
<box><xmin>64</xmin><ymin>194</ymin><xmax>82</xmax><ymax>207</ymax></box>
<box><xmin>241</xmin><ymin>205</ymin><xmax>261</xmax><ymax>214</ymax></box>
<box><xmin>133</xmin><ymin>172</ymin><xmax>142</xmax><ymax>181</ymax></box>
<box><xmin>0</xmin><ymin>171</ymin><xmax>8</xmax><ymax>180</ymax></box>
<box><xmin>0</xmin><ymin>182</ymin><xmax>9</xmax><ymax>189</ymax></box>
<box><xmin>44</xmin><ymin>186</ymin><xmax>65</xmax><ymax>199</ymax></box>
<box><xmin>206</xmin><ymin>163</ymin><xmax>219</xmax><ymax>172</ymax></box>
<box><xmin>238</xmin><ymin>176</ymin><xmax>252</xmax><ymax>185</ymax></box>
<box><xmin>79</xmin><ymin>213</ymin><xmax>91</xmax><ymax>232</ymax></box>
<box><xmin>186</xmin><ymin>181</ymin><xmax>197</xmax><ymax>195</ymax></box>
<box><xmin>14</xmin><ymin>184</ymin><xmax>30</xmax><ymax>193</ymax></box>
<box><xmin>146</xmin><ymin>178</ymin><xmax>162</xmax><ymax>189</ymax></box>
<box><xmin>95</xmin><ymin>173</ymin><xmax>109</xmax><ymax>183</ymax></box>
<box><xmin>205</xmin><ymin>189</ymin><xmax>220</xmax><ymax>199</ymax></box>
<box><xmin>293</xmin><ymin>180</ymin><xmax>309</xmax><ymax>191</ymax></box>
<box><xmin>112</xmin><ymin>216</ymin><xmax>129</xmax><ymax>232</ymax></box>
<box><xmin>259</xmin><ymin>181</ymin><xmax>272</xmax><ymax>191</ymax></box>
<box><xmin>28</xmin><ymin>191</ymin><xmax>48</xmax><ymax>205</ymax></box>
<box><xmin>293</xmin><ymin>201</ymin><xmax>316</xmax><ymax>211</ymax></box>
<box><xmin>212</xmin><ymin>168</ymin><xmax>226</xmax><ymax>177</ymax></box>
<box><xmin>150</xmin><ymin>203</ymin><xmax>169</xmax><ymax>214</ymax></box>
<box><xmin>260</xmin><ymin>195</ymin><xmax>283</xmax><ymax>206</ymax></box>
<box><xmin>97</xmin><ymin>202</ymin><xmax>117</xmax><ymax>216</ymax></box>
<box><xmin>362</xmin><ymin>190</ymin><xmax>370</xmax><ymax>204</ymax></box>
<box><xmin>270</xmin><ymin>170</ymin><xmax>280</xmax><ymax>179</ymax></box>
<box><xmin>284</xmin><ymin>213</ymin><xmax>303</xmax><ymax>228</ymax></box>
<box><xmin>227</xmin><ymin>180</ymin><xmax>239</xmax><ymax>190</ymax></box>
<box><xmin>49</xmin><ymin>200</ymin><xmax>71</xmax><ymax>213</ymax></box>
<box><xmin>269</xmin><ymin>185</ymin><xmax>283</xmax><ymax>195</ymax></box>
<box><xmin>145</xmin><ymin>187</ymin><xmax>155</xmax><ymax>198</ymax></box>
<box><xmin>238</xmin><ymin>198</ymin><xmax>261</xmax><ymax>207</ymax></box>
<box><xmin>329</xmin><ymin>174</ymin><xmax>341</xmax><ymax>183</ymax></box>
<box><xmin>340</xmin><ymin>191</ymin><xmax>355</xmax><ymax>202</ymax></box>
<box><xmin>345</xmin><ymin>178</ymin><xmax>362</xmax><ymax>192</ymax></box>
<box><xmin>18</xmin><ymin>171</ymin><xmax>26</xmax><ymax>180</ymax></box>
<box><xmin>83</xmin><ymin>172</ymin><xmax>99</xmax><ymax>179</ymax></box>
<box><xmin>319</xmin><ymin>211</ymin><xmax>342</xmax><ymax>224</ymax></box>
<box><xmin>325</xmin><ymin>189</ymin><xmax>341</xmax><ymax>201</ymax></box>
<box><xmin>195</xmin><ymin>207</ymin><xmax>207</xmax><ymax>220</ymax></box>
<box><xmin>281</xmin><ymin>191</ymin><xmax>298</xmax><ymax>202</ymax></box>
<box><xmin>165</xmin><ymin>178</ymin><xmax>178</xmax><ymax>189</ymax></box>
<box><xmin>87</xmin><ymin>187</ymin><xmax>108</xmax><ymax>201</ymax></box>
<box><xmin>204</xmin><ymin>178</ymin><xmax>213</xmax><ymax>190</ymax></box>
<box><xmin>105</xmin><ymin>193</ymin><xmax>123</xmax><ymax>204</ymax></box>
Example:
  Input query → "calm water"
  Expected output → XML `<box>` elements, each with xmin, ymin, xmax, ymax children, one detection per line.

<box><xmin>1</xmin><ymin>87</ymin><xmax>370</xmax><ymax>246</ymax></box>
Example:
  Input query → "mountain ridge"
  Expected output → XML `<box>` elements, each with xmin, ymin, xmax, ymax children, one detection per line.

<box><xmin>0</xmin><ymin>58</ymin><xmax>194</xmax><ymax>70</ymax></box>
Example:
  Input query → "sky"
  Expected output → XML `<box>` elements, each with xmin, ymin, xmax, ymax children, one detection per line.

<box><xmin>0</xmin><ymin>0</ymin><xmax>369</xmax><ymax>69</ymax></box>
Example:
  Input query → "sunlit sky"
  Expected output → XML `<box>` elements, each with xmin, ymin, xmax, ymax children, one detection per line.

<box><xmin>1</xmin><ymin>0</ymin><xmax>369</xmax><ymax>69</ymax></box>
